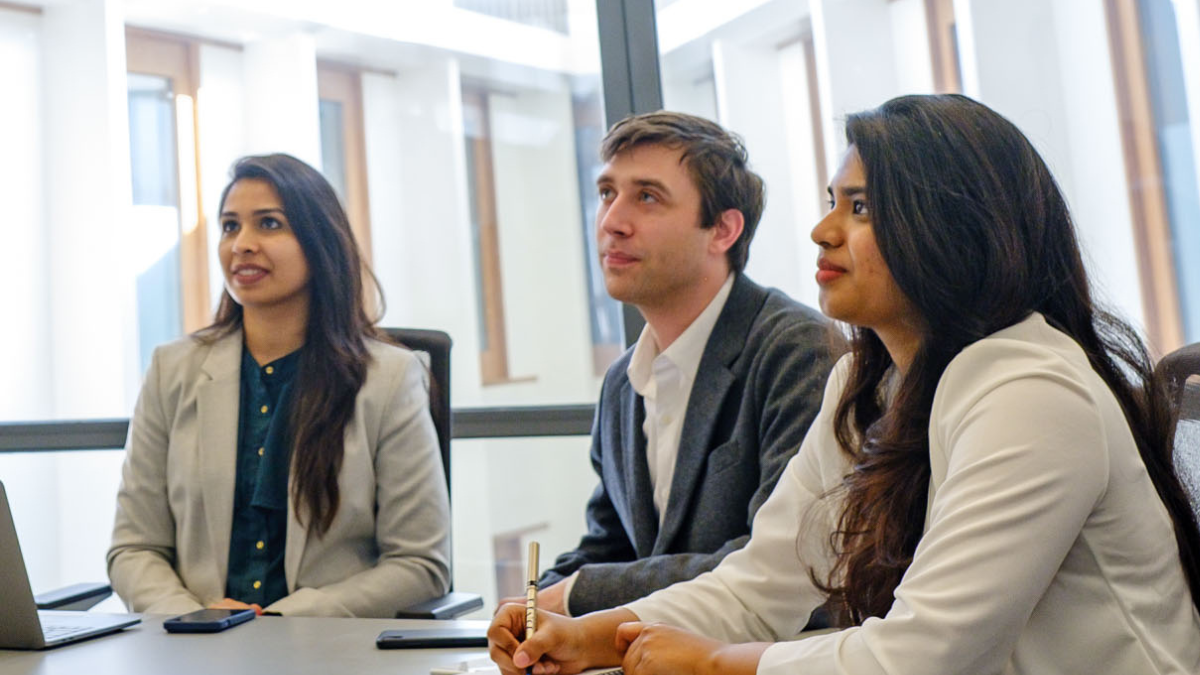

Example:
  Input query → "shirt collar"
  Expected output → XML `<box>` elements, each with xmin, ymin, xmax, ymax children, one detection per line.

<box><xmin>628</xmin><ymin>273</ymin><xmax>736</xmax><ymax>398</ymax></box>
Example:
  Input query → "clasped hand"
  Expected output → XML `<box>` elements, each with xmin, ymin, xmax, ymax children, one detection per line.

<box><xmin>487</xmin><ymin>603</ymin><xmax>747</xmax><ymax>675</ymax></box>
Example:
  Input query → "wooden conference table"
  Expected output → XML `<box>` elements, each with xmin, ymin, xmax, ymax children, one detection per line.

<box><xmin>0</xmin><ymin>616</ymin><xmax>491</xmax><ymax>675</ymax></box>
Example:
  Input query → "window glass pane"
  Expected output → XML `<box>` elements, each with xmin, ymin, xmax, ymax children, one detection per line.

<box><xmin>450</xmin><ymin>436</ymin><xmax>595</xmax><ymax>617</ymax></box>
<box><xmin>656</xmin><ymin>1</ymin><xmax>826</xmax><ymax>311</ymax></box>
<box><xmin>653</xmin><ymin>0</ymin><xmax>1200</xmax><ymax>354</ymax></box>
<box><xmin>1138</xmin><ymin>0</ymin><xmax>1200</xmax><ymax>342</ymax></box>
<box><xmin>0</xmin><ymin>450</ymin><xmax>126</xmax><ymax>610</ymax></box>
<box><xmin>127</xmin><ymin>71</ymin><xmax>183</xmax><ymax>373</ymax></box>
<box><xmin>318</xmin><ymin>98</ymin><xmax>348</xmax><ymax>202</ymax></box>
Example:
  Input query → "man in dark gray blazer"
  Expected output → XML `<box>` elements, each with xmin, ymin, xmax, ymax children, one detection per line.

<box><xmin>533</xmin><ymin>111</ymin><xmax>834</xmax><ymax>617</ymax></box>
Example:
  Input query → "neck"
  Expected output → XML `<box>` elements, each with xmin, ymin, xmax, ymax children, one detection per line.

<box><xmin>242</xmin><ymin>301</ymin><xmax>308</xmax><ymax>364</ymax></box>
<box><xmin>875</xmin><ymin>323</ymin><xmax>922</xmax><ymax>377</ymax></box>
<box><xmin>640</xmin><ymin>269</ymin><xmax>730</xmax><ymax>350</ymax></box>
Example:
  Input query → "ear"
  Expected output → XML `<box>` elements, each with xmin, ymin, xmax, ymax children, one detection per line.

<box><xmin>708</xmin><ymin>208</ymin><xmax>745</xmax><ymax>256</ymax></box>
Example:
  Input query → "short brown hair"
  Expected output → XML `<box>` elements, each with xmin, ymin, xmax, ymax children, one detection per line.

<box><xmin>600</xmin><ymin>111</ymin><xmax>765</xmax><ymax>273</ymax></box>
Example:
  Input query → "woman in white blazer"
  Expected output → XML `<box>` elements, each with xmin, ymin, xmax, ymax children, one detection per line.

<box><xmin>108</xmin><ymin>154</ymin><xmax>451</xmax><ymax>618</ymax></box>
<box><xmin>488</xmin><ymin>95</ymin><xmax>1200</xmax><ymax>673</ymax></box>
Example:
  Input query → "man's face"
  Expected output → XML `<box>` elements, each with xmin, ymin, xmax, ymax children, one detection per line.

<box><xmin>595</xmin><ymin>144</ymin><xmax>721</xmax><ymax>310</ymax></box>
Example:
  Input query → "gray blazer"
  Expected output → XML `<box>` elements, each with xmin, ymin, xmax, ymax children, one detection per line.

<box><xmin>541</xmin><ymin>275</ymin><xmax>833</xmax><ymax>615</ymax></box>
<box><xmin>107</xmin><ymin>330</ymin><xmax>451</xmax><ymax>617</ymax></box>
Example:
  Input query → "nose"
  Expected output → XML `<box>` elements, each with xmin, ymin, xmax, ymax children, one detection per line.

<box><xmin>811</xmin><ymin>209</ymin><xmax>841</xmax><ymax>250</ymax></box>
<box><xmin>598</xmin><ymin>194</ymin><xmax>633</xmax><ymax>238</ymax></box>
<box><xmin>231</xmin><ymin>225</ymin><xmax>259</xmax><ymax>254</ymax></box>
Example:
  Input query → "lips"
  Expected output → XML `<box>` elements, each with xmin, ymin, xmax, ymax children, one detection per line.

<box><xmin>816</xmin><ymin>258</ymin><xmax>847</xmax><ymax>284</ymax></box>
<box><xmin>602</xmin><ymin>250</ymin><xmax>640</xmax><ymax>268</ymax></box>
<box><xmin>231</xmin><ymin>264</ymin><xmax>268</xmax><ymax>285</ymax></box>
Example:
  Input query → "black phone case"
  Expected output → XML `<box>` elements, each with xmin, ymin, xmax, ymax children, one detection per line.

<box><xmin>163</xmin><ymin>609</ymin><xmax>256</xmax><ymax>633</ymax></box>
<box><xmin>375</xmin><ymin>628</ymin><xmax>489</xmax><ymax>649</ymax></box>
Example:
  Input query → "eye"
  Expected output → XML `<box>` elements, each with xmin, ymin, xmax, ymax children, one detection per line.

<box><xmin>852</xmin><ymin>200</ymin><xmax>869</xmax><ymax>216</ymax></box>
<box><xmin>826</xmin><ymin>198</ymin><xmax>835</xmax><ymax>211</ymax></box>
<box><xmin>598</xmin><ymin>186</ymin><xmax>613</xmax><ymax>201</ymax></box>
<box><xmin>638</xmin><ymin>191</ymin><xmax>658</xmax><ymax>204</ymax></box>
<box><xmin>260</xmin><ymin>216</ymin><xmax>283</xmax><ymax>230</ymax></box>
<box><xmin>220</xmin><ymin>219</ymin><xmax>239</xmax><ymax>234</ymax></box>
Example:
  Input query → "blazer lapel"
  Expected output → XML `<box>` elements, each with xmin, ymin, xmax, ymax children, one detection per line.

<box><xmin>620</xmin><ymin>379</ymin><xmax>659</xmax><ymax>557</ymax></box>
<box><xmin>196</xmin><ymin>330</ymin><xmax>243</xmax><ymax>587</ymax></box>
<box><xmin>653</xmin><ymin>275</ymin><xmax>766</xmax><ymax>555</ymax></box>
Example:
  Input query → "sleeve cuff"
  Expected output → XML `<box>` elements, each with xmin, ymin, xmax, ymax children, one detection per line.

<box><xmin>560</xmin><ymin>571</ymin><xmax>580</xmax><ymax>617</ymax></box>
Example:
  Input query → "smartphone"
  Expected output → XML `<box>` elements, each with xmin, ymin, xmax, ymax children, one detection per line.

<box><xmin>375</xmin><ymin>627</ymin><xmax>488</xmax><ymax>649</ymax></box>
<box><xmin>163</xmin><ymin>608</ymin><xmax>257</xmax><ymax>633</ymax></box>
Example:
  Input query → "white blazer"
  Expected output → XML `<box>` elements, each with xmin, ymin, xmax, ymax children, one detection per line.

<box><xmin>107</xmin><ymin>329</ymin><xmax>451</xmax><ymax>617</ymax></box>
<box><xmin>627</xmin><ymin>313</ymin><xmax>1200</xmax><ymax>674</ymax></box>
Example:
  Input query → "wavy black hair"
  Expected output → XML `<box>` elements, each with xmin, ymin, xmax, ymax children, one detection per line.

<box><xmin>819</xmin><ymin>94</ymin><xmax>1200</xmax><ymax>623</ymax></box>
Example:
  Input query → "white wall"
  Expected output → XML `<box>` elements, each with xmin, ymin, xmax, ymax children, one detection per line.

<box><xmin>0</xmin><ymin>0</ymin><xmax>142</xmax><ymax>595</ymax></box>
<box><xmin>198</xmin><ymin>42</ymin><xmax>248</xmax><ymax>310</ymax></box>
<box><xmin>778</xmin><ymin>40</ymin><xmax>823</xmax><ymax>310</ymax></box>
<box><xmin>0</xmin><ymin>9</ymin><xmax>50</xmax><ymax>423</ymax></box>
<box><xmin>889</xmin><ymin>0</ymin><xmax>935</xmax><ymax>94</ymax></box>
<box><xmin>810</xmin><ymin>0</ymin><xmax>902</xmax><ymax>177</ymax></box>
<box><xmin>241</xmin><ymin>34</ymin><xmax>321</xmax><ymax>167</ymax></box>
<box><xmin>364</xmin><ymin>57</ymin><xmax>486</xmax><ymax>406</ymax></box>
<box><xmin>712</xmin><ymin>38</ymin><xmax>805</xmax><ymax>301</ymax></box>
<box><xmin>0</xmin><ymin>3</ymin><xmax>57</xmax><ymax>598</ymax></box>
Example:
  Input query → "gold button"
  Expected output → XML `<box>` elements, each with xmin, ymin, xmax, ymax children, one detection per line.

<box><xmin>260</xmin><ymin>405</ymin><xmax>268</xmax><ymax>414</ymax></box>
<box><xmin>265</xmin><ymin>366</ymin><xmax>274</xmax><ymax>375</ymax></box>
<box><xmin>258</xmin><ymin>447</ymin><xmax>264</xmax><ymax>457</ymax></box>
<box><xmin>256</xmin><ymin>541</ymin><xmax>264</xmax><ymax>550</ymax></box>
<box><xmin>253</xmin><ymin>580</ymin><xmax>262</xmax><ymax>589</ymax></box>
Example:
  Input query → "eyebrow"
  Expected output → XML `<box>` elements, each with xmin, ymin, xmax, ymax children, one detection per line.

<box><xmin>220</xmin><ymin>207</ymin><xmax>285</xmax><ymax>218</ymax></box>
<box><xmin>596</xmin><ymin>175</ymin><xmax>672</xmax><ymax>196</ymax></box>
<box><xmin>827</xmin><ymin>185</ymin><xmax>867</xmax><ymax>199</ymax></box>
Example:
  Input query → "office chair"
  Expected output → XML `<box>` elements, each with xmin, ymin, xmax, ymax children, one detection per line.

<box><xmin>1157</xmin><ymin>342</ymin><xmax>1200</xmax><ymax>520</ymax></box>
<box><xmin>383</xmin><ymin>327</ymin><xmax>483</xmax><ymax>619</ymax></box>
<box><xmin>35</xmin><ymin>328</ymin><xmax>482</xmax><ymax>619</ymax></box>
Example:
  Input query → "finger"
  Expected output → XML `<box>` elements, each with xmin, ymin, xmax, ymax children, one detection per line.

<box><xmin>620</xmin><ymin>631</ymin><xmax>645</xmax><ymax>675</ymax></box>
<box><xmin>513</xmin><ymin>609</ymin><xmax>562</xmax><ymax>670</ymax></box>
<box><xmin>488</xmin><ymin>605</ymin><xmax>528</xmax><ymax>674</ymax></box>
<box><xmin>614</xmin><ymin>621</ymin><xmax>645</xmax><ymax>654</ymax></box>
<box><xmin>495</xmin><ymin>597</ymin><xmax>521</xmax><ymax>616</ymax></box>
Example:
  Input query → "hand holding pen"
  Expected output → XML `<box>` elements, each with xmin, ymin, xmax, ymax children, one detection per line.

<box><xmin>525</xmin><ymin>541</ymin><xmax>539</xmax><ymax>675</ymax></box>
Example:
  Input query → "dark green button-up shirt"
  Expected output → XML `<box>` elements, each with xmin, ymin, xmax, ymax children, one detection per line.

<box><xmin>225</xmin><ymin>347</ymin><xmax>300</xmax><ymax>608</ymax></box>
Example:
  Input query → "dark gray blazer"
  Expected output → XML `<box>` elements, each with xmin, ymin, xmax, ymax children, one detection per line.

<box><xmin>541</xmin><ymin>275</ymin><xmax>834</xmax><ymax>615</ymax></box>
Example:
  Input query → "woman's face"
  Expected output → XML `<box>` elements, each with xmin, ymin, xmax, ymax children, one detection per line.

<box><xmin>218</xmin><ymin>178</ymin><xmax>311</xmax><ymax>316</ymax></box>
<box><xmin>811</xmin><ymin>147</ymin><xmax>920</xmax><ymax>342</ymax></box>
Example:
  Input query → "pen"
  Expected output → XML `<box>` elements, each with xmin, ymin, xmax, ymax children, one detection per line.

<box><xmin>525</xmin><ymin>541</ymin><xmax>540</xmax><ymax>675</ymax></box>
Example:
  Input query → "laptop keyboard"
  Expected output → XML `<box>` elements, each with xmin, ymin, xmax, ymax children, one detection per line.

<box><xmin>41</xmin><ymin>624</ymin><xmax>90</xmax><ymax>641</ymax></box>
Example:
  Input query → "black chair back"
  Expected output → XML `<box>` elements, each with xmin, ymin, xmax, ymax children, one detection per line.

<box><xmin>1157</xmin><ymin>343</ymin><xmax>1200</xmax><ymax>518</ymax></box>
<box><xmin>379</xmin><ymin>328</ymin><xmax>483</xmax><ymax>617</ymax></box>
<box><xmin>381</xmin><ymin>328</ymin><xmax>452</xmax><ymax>498</ymax></box>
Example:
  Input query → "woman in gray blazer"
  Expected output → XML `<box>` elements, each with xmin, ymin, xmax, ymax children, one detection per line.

<box><xmin>108</xmin><ymin>154</ymin><xmax>451</xmax><ymax>618</ymax></box>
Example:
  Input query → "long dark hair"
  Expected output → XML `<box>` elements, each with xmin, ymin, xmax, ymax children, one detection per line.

<box><xmin>819</xmin><ymin>94</ymin><xmax>1200</xmax><ymax>624</ymax></box>
<box><xmin>200</xmin><ymin>153</ymin><xmax>383</xmax><ymax>536</ymax></box>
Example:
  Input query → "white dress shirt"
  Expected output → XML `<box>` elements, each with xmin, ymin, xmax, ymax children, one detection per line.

<box><xmin>627</xmin><ymin>312</ymin><xmax>1200</xmax><ymax>674</ymax></box>
<box><xmin>558</xmin><ymin>274</ymin><xmax>735</xmax><ymax>614</ymax></box>
<box><xmin>627</xmin><ymin>273</ymin><xmax>735</xmax><ymax>524</ymax></box>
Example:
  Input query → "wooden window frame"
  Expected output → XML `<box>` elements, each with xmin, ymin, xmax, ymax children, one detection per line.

<box><xmin>1103</xmin><ymin>0</ymin><xmax>1185</xmax><ymax>355</ymax></box>
<box><xmin>125</xmin><ymin>28</ymin><xmax>210</xmax><ymax>334</ymax></box>
<box><xmin>462</xmin><ymin>88</ymin><xmax>515</xmax><ymax>385</ymax></box>
<box><xmin>924</xmin><ymin>0</ymin><xmax>962</xmax><ymax>94</ymax></box>
<box><xmin>316</xmin><ymin>63</ymin><xmax>374</xmax><ymax>268</ymax></box>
